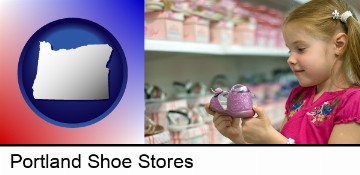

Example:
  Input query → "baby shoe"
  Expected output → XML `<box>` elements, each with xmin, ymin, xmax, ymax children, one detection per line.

<box><xmin>210</xmin><ymin>84</ymin><xmax>255</xmax><ymax>118</ymax></box>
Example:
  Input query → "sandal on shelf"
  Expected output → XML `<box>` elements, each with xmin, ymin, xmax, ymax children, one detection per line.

<box><xmin>209</xmin><ymin>74</ymin><xmax>232</xmax><ymax>93</ymax></box>
<box><xmin>145</xmin><ymin>4</ymin><xmax>163</xmax><ymax>12</ymax></box>
<box><xmin>173</xmin><ymin>81</ymin><xmax>207</xmax><ymax>98</ymax></box>
<box><xmin>145</xmin><ymin>0</ymin><xmax>164</xmax><ymax>12</ymax></box>
<box><xmin>145</xmin><ymin>83</ymin><xmax>166</xmax><ymax>103</ymax></box>
<box><xmin>167</xmin><ymin>107</ymin><xmax>203</xmax><ymax>131</ymax></box>
<box><xmin>145</xmin><ymin>116</ymin><xmax>164</xmax><ymax>136</ymax></box>
<box><xmin>209</xmin><ymin>84</ymin><xmax>255</xmax><ymax>118</ymax></box>
<box><xmin>197</xmin><ymin>104</ymin><xmax>214</xmax><ymax>123</ymax></box>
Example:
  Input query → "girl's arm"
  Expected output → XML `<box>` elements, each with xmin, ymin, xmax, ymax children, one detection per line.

<box><xmin>328</xmin><ymin>122</ymin><xmax>360</xmax><ymax>143</ymax></box>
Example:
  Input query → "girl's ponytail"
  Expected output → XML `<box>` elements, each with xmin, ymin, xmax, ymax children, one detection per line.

<box><xmin>343</xmin><ymin>16</ymin><xmax>360</xmax><ymax>85</ymax></box>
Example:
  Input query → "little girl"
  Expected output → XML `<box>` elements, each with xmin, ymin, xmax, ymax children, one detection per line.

<box><xmin>206</xmin><ymin>0</ymin><xmax>360</xmax><ymax>144</ymax></box>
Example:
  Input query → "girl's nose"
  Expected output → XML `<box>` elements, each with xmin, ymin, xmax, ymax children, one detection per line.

<box><xmin>287</xmin><ymin>52</ymin><xmax>297</xmax><ymax>65</ymax></box>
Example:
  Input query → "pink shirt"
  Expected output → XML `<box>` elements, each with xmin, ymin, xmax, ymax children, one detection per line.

<box><xmin>280</xmin><ymin>86</ymin><xmax>360</xmax><ymax>144</ymax></box>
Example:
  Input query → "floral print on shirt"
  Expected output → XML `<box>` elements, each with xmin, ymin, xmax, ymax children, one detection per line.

<box><xmin>288</xmin><ymin>92</ymin><xmax>306</xmax><ymax>118</ymax></box>
<box><xmin>306</xmin><ymin>98</ymin><xmax>340</xmax><ymax>126</ymax></box>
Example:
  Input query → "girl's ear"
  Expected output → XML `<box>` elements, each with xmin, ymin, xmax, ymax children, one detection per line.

<box><xmin>334</xmin><ymin>32</ymin><xmax>348</xmax><ymax>56</ymax></box>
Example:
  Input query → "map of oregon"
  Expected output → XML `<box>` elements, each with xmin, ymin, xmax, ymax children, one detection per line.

<box><xmin>32</xmin><ymin>41</ymin><xmax>113</xmax><ymax>100</ymax></box>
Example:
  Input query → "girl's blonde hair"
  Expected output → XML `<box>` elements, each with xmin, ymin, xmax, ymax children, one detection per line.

<box><xmin>283</xmin><ymin>0</ymin><xmax>360</xmax><ymax>85</ymax></box>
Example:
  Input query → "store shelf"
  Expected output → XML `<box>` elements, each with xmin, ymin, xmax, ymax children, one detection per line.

<box><xmin>145</xmin><ymin>39</ymin><xmax>224</xmax><ymax>55</ymax></box>
<box><xmin>226</xmin><ymin>45</ymin><xmax>289</xmax><ymax>56</ymax></box>
<box><xmin>145</xmin><ymin>39</ymin><xmax>289</xmax><ymax>57</ymax></box>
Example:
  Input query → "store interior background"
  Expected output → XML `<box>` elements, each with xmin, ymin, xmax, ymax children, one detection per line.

<box><xmin>144</xmin><ymin>0</ymin><xmax>360</xmax><ymax>144</ymax></box>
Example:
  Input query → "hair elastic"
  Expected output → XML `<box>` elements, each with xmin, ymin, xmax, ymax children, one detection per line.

<box><xmin>332</xmin><ymin>10</ymin><xmax>353</xmax><ymax>23</ymax></box>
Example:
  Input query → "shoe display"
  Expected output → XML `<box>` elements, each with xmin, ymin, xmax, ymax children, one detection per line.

<box><xmin>167</xmin><ymin>107</ymin><xmax>204</xmax><ymax>131</ymax></box>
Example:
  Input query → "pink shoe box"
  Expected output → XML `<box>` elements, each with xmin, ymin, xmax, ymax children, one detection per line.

<box><xmin>266</xmin><ymin>9</ymin><xmax>283</xmax><ymax>48</ymax></box>
<box><xmin>170</xmin><ymin>124</ymin><xmax>209</xmax><ymax>144</ymax></box>
<box><xmin>233</xmin><ymin>2</ymin><xmax>256</xmax><ymax>46</ymax></box>
<box><xmin>254</xmin><ymin>19</ymin><xmax>270</xmax><ymax>47</ymax></box>
<box><xmin>233</xmin><ymin>19</ymin><xmax>256</xmax><ymax>46</ymax></box>
<box><xmin>145</xmin><ymin>11</ymin><xmax>184</xmax><ymax>40</ymax></box>
<box><xmin>210</xmin><ymin>21</ymin><xmax>234</xmax><ymax>45</ymax></box>
<box><xmin>183</xmin><ymin>16</ymin><xmax>210</xmax><ymax>43</ymax></box>
<box><xmin>253</xmin><ymin>5</ymin><xmax>271</xmax><ymax>47</ymax></box>
<box><xmin>145</xmin><ymin>130</ymin><xmax>171</xmax><ymax>144</ymax></box>
<box><xmin>145</xmin><ymin>99</ymin><xmax>188</xmax><ymax>130</ymax></box>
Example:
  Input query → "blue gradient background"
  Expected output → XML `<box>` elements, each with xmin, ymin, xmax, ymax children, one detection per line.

<box><xmin>0</xmin><ymin>0</ymin><xmax>144</xmax><ymax>143</ymax></box>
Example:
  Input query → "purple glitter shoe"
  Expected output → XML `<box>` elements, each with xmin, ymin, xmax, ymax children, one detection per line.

<box><xmin>210</xmin><ymin>84</ymin><xmax>255</xmax><ymax>118</ymax></box>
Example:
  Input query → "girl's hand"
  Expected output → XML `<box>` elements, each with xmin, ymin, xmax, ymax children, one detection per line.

<box><xmin>205</xmin><ymin>103</ymin><xmax>246</xmax><ymax>143</ymax></box>
<box><xmin>241</xmin><ymin>106</ymin><xmax>276</xmax><ymax>143</ymax></box>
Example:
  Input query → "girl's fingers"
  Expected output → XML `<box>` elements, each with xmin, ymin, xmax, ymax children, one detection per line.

<box><xmin>232</xmin><ymin>118</ymin><xmax>241</xmax><ymax>127</ymax></box>
<box><xmin>213</xmin><ymin>113</ymin><xmax>232</xmax><ymax>124</ymax></box>
<box><xmin>214</xmin><ymin>116</ymin><xmax>232</xmax><ymax>129</ymax></box>
<box><xmin>217</xmin><ymin>120</ymin><xmax>231</xmax><ymax>129</ymax></box>
<box><xmin>252</xmin><ymin>105</ymin><xmax>265</xmax><ymax>119</ymax></box>
<box><xmin>204</xmin><ymin>103</ymin><xmax>215</xmax><ymax>115</ymax></box>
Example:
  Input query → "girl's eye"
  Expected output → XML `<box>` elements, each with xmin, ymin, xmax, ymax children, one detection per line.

<box><xmin>298</xmin><ymin>48</ymin><xmax>305</xmax><ymax>52</ymax></box>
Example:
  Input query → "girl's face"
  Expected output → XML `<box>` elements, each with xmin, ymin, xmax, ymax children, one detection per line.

<box><xmin>283</xmin><ymin>22</ymin><xmax>336</xmax><ymax>87</ymax></box>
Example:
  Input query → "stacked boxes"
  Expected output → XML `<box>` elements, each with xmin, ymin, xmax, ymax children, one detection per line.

<box><xmin>145</xmin><ymin>11</ymin><xmax>184</xmax><ymax>40</ymax></box>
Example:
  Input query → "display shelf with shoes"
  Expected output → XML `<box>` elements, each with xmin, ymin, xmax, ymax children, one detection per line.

<box><xmin>145</xmin><ymin>130</ymin><xmax>171</xmax><ymax>144</ymax></box>
<box><xmin>170</xmin><ymin>124</ymin><xmax>210</xmax><ymax>144</ymax></box>
<box><xmin>195</xmin><ymin>103</ymin><xmax>213</xmax><ymax>123</ymax></box>
<box><xmin>145</xmin><ymin>99</ymin><xmax>188</xmax><ymax>130</ymax></box>
<box><xmin>185</xmin><ymin>95</ymin><xmax>213</xmax><ymax>124</ymax></box>
<box><xmin>173</xmin><ymin>81</ymin><xmax>208</xmax><ymax>99</ymax></box>
<box><xmin>144</xmin><ymin>0</ymin><xmax>308</xmax><ymax>144</ymax></box>
<box><xmin>167</xmin><ymin>107</ymin><xmax>205</xmax><ymax>132</ymax></box>
<box><xmin>185</xmin><ymin>95</ymin><xmax>212</xmax><ymax>109</ymax></box>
